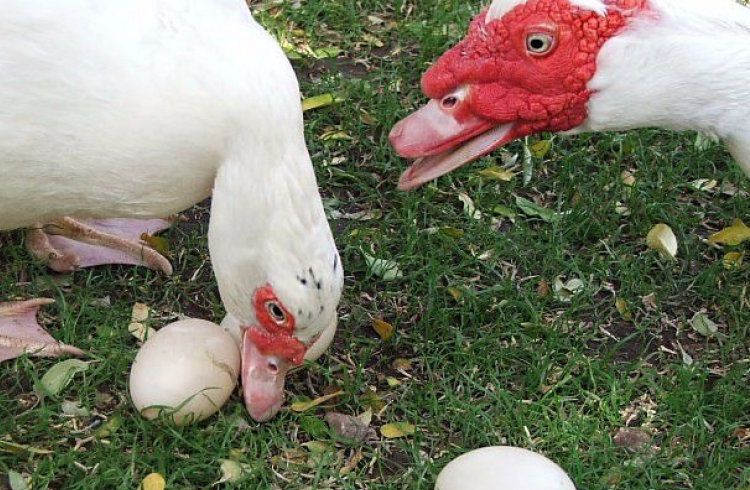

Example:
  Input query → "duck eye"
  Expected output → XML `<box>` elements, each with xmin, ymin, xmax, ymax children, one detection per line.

<box><xmin>266</xmin><ymin>301</ymin><xmax>286</xmax><ymax>324</ymax></box>
<box><xmin>441</xmin><ymin>95</ymin><xmax>458</xmax><ymax>109</ymax></box>
<box><xmin>526</xmin><ymin>33</ymin><xmax>554</xmax><ymax>55</ymax></box>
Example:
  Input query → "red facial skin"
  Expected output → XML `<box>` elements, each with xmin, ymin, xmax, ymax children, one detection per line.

<box><xmin>241</xmin><ymin>285</ymin><xmax>308</xmax><ymax>422</ymax></box>
<box><xmin>390</xmin><ymin>0</ymin><xmax>650</xmax><ymax>189</ymax></box>
<box><xmin>246</xmin><ymin>285</ymin><xmax>305</xmax><ymax>365</ymax></box>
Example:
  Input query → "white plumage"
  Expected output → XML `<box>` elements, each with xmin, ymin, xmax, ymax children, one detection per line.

<box><xmin>0</xmin><ymin>0</ymin><xmax>343</xmax><ymax>420</ymax></box>
<box><xmin>575</xmin><ymin>0</ymin><xmax>750</xmax><ymax>176</ymax></box>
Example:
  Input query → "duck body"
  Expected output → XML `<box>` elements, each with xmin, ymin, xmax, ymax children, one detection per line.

<box><xmin>0</xmin><ymin>0</ymin><xmax>296</xmax><ymax>228</ymax></box>
<box><xmin>0</xmin><ymin>0</ymin><xmax>344</xmax><ymax>422</ymax></box>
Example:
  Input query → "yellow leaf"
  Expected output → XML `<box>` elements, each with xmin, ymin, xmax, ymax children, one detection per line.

<box><xmin>290</xmin><ymin>390</ymin><xmax>343</xmax><ymax>413</ymax></box>
<box><xmin>372</xmin><ymin>319</ymin><xmax>395</xmax><ymax>341</ymax></box>
<box><xmin>392</xmin><ymin>358</ymin><xmax>412</xmax><ymax>371</ymax></box>
<box><xmin>140</xmin><ymin>234</ymin><xmax>169</xmax><ymax>255</ymax></box>
<box><xmin>615</xmin><ymin>298</ymin><xmax>633</xmax><ymax>321</ymax></box>
<box><xmin>709</xmin><ymin>219</ymin><xmax>750</xmax><ymax>246</ymax></box>
<box><xmin>361</xmin><ymin>33</ymin><xmax>384</xmax><ymax>47</ymax></box>
<box><xmin>380</xmin><ymin>422</ymin><xmax>416</xmax><ymax>438</ymax></box>
<box><xmin>478</xmin><ymin>167</ymin><xmax>516</xmax><ymax>182</ymax></box>
<box><xmin>723</xmin><ymin>251</ymin><xmax>744</xmax><ymax>269</ymax></box>
<box><xmin>320</xmin><ymin>129</ymin><xmax>353</xmax><ymax>141</ymax></box>
<box><xmin>529</xmin><ymin>139</ymin><xmax>553</xmax><ymax>158</ymax></box>
<box><xmin>141</xmin><ymin>473</ymin><xmax>165</xmax><ymax>490</ymax></box>
<box><xmin>447</xmin><ymin>287</ymin><xmax>463</xmax><ymax>301</ymax></box>
<box><xmin>302</xmin><ymin>93</ymin><xmax>341</xmax><ymax>112</ymax></box>
<box><xmin>646</xmin><ymin>223</ymin><xmax>678</xmax><ymax>259</ymax></box>
<box><xmin>385</xmin><ymin>377</ymin><xmax>401</xmax><ymax>387</ymax></box>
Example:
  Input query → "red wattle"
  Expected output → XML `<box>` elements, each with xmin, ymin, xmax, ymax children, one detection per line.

<box><xmin>247</xmin><ymin>326</ymin><xmax>306</xmax><ymax>365</ymax></box>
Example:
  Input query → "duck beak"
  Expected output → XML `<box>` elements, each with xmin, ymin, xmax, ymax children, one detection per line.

<box><xmin>240</xmin><ymin>330</ymin><xmax>292</xmax><ymax>422</ymax></box>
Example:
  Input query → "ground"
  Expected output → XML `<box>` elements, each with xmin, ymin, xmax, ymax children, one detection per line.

<box><xmin>1</xmin><ymin>1</ymin><xmax>749</xmax><ymax>488</ymax></box>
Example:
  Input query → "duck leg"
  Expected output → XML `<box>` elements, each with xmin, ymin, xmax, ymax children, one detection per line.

<box><xmin>26</xmin><ymin>217</ymin><xmax>173</xmax><ymax>275</ymax></box>
<box><xmin>0</xmin><ymin>298</ymin><xmax>83</xmax><ymax>362</ymax></box>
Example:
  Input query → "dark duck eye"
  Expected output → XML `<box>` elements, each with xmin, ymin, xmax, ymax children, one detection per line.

<box><xmin>526</xmin><ymin>33</ymin><xmax>554</xmax><ymax>55</ymax></box>
<box><xmin>266</xmin><ymin>301</ymin><xmax>286</xmax><ymax>324</ymax></box>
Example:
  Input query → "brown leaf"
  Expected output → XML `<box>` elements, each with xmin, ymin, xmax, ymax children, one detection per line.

<box><xmin>372</xmin><ymin>319</ymin><xmax>394</xmax><ymax>341</ymax></box>
<box><xmin>391</xmin><ymin>358</ymin><xmax>412</xmax><ymax>371</ymax></box>
<box><xmin>537</xmin><ymin>279</ymin><xmax>551</xmax><ymax>298</ymax></box>
<box><xmin>325</xmin><ymin>412</ymin><xmax>375</xmax><ymax>442</ymax></box>
<box><xmin>340</xmin><ymin>449</ymin><xmax>364</xmax><ymax>475</ymax></box>
<box><xmin>613</xmin><ymin>428</ymin><xmax>652</xmax><ymax>450</ymax></box>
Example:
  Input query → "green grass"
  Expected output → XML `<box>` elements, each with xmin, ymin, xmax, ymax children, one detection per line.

<box><xmin>2</xmin><ymin>1</ymin><xmax>749</xmax><ymax>488</ymax></box>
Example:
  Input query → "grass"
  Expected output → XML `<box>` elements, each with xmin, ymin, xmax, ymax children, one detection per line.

<box><xmin>2</xmin><ymin>0</ymin><xmax>749</xmax><ymax>488</ymax></box>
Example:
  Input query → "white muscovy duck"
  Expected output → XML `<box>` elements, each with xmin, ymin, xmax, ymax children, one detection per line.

<box><xmin>0</xmin><ymin>0</ymin><xmax>343</xmax><ymax>422</ymax></box>
<box><xmin>390</xmin><ymin>0</ymin><xmax>750</xmax><ymax>189</ymax></box>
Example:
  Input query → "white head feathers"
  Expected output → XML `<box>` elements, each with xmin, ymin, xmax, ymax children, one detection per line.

<box><xmin>486</xmin><ymin>0</ymin><xmax>608</xmax><ymax>23</ymax></box>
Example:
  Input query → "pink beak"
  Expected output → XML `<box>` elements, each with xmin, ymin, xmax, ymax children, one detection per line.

<box><xmin>390</xmin><ymin>98</ymin><xmax>515</xmax><ymax>190</ymax></box>
<box><xmin>240</xmin><ymin>330</ymin><xmax>291</xmax><ymax>422</ymax></box>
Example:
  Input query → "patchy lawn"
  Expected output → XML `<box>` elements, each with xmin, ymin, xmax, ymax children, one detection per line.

<box><xmin>1</xmin><ymin>1</ymin><xmax>749</xmax><ymax>488</ymax></box>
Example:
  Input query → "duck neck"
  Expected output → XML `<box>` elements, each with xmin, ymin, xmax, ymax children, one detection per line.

<box><xmin>583</xmin><ymin>0</ymin><xmax>750</xmax><ymax>172</ymax></box>
<box><xmin>207</xmin><ymin>131</ymin><xmax>336</xmax><ymax>321</ymax></box>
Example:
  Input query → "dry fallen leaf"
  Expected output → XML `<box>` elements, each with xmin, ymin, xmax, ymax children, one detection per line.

<box><xmin>722</xmin><ymin>251</ymin><xmax>744</xmax><ymax>269</ymax></box>
<box><xmin>554</xmin><ymin>277</ymin><xmax>585</xmax><ymax>302</ymax></box>
<box><xmin>689</xmin><ymin>311</ymin><xmax>719</xmax><ymax>337</ymax></box>
<box><xmin>141</xmin><ymin>472</ymin><xmax>166</xmax><ymax>490</ymax></box>
<box><xmin>708</xmin><ymin>219</ymin><xmax>750</xmax><ymax>246</ymax></box>
<box><xmin>302</xmin><ymin>93</ymin><xmax>338</xmax><ymax>111</ymax></box>
<box><xmin>214</xmin><ymin>459</ymin><xmax>251</xmax><ymax>485</ymax></box>
<box><xmin>340</xmin><ymin>449</ymin><xmax>364</xmax><ymax>475</ymax></box>
<box><xmin>529</xmin><ymin>139</ymin><xmax>553</xmax><ymax>159</ymax></box>
<box><xmin>615</xmin><ymin>298</ymin><xmax>633</xmax><ymax>322</ymax></box>
<box><xmin>613</xmin><ymin>428</ymin><xmax>652</xmax><ymax>451</ymax></box>
<box><xmin>646</xmin><ymin>223</ymin><xmax>678</xmax><ymax>259</ymax></box>
<box><xmin>689</xmin><ymin>179</ymin><xmax>718</xmax><ymax>192</ymax></box>
<box><xmin>458</xmin><ymin>193</ymin><xmax>482</xmax><ymax>220</ymax></box>
<box><xmin>478</xmin><ymin>167</ymin><xmax>516</xmax><ymax>182</ymax></box>
<box><xmin>620</xmin><ymin>170</ymin><xmax>636</xmax><ymax>187</ymax></box>
<box><xmin>362</xmin><ymin>251</ymin><xmax>403</xmax><ymax>281</ymax></box>
<box><xmin>380</xmin><ymin>422</ymin><xmax>416</xmax><ymax>439</ymax></box>
<box><xmin>8</xmin><ymin>471</ymin><xmax>29</xmax><ymax>490</ymax></box>
<box><xmin>372</xmin><ymin>319</ymin><xmax>395</xmax><ymax>341</ymax></box>
<box><xmin>325</xmin><ymin>412</ymin><xmax>374</xmax><ymax>442</ymax></box>
<box><xmin>36</xmin><ymin>359</ymin><xmax>90</xmax><ymax>397</ymax></box>
<box><xmin>129</xmin><ymin>303</ymin><xmax>156</xmax><ymax>343</ymax></box>
<box><xmin>291</xmin><ymin>390</ymin><xmax>343</xmax><ymax>413</ymax></box>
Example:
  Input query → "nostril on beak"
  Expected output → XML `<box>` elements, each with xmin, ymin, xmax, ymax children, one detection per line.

<box><xmin>267</xmin><ymin>360</ymin><xmax>279</xmax><ymax>374</ymax></box>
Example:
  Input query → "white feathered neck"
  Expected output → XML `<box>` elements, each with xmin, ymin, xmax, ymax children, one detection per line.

<box><xmin>578</xmin><ymin>0</ymin><xmax>750</xmax><ymax>173</ymax></box>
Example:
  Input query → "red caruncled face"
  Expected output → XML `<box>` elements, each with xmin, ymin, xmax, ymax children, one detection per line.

<box><xmin>241</xmin><ymin>285</ymin><xmax>307</xmax><ymax>422</ymax></box>
<box><xmin>390</xmin><ymin>0</ymin><xmax>648</xmax><ymax>190</ymax></box>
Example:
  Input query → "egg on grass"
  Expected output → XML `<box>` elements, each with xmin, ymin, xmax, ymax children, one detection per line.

<box><xmin>129</xmin><ymin>318</ymin><xmax>240</xmax><ymax>426</ymax></box>
<box><xmin>435</xmin><ymin>446</ymin><xmax>576</xmax><ymax>490</ymax></box>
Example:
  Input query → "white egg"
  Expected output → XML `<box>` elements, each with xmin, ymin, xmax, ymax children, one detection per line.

<box><xmin>435</xmin><ymin>446</ymin><xmax>576</xmax><ymax>490</ymax></box>
<box><xmin>129</xmin><ymin>318</ymin><xmax>240</xmax><ymax>426</ymax></box>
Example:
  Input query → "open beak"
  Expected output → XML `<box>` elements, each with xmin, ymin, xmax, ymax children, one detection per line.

<box><xmin>389</xmin><ymin>98</ymin><xmax>516</xmax><ymax>190</ymax></box>
<box><xmin>241</xmin><ymin>330</ymin><xmax>292</xmax><ymax>422</ymax></box>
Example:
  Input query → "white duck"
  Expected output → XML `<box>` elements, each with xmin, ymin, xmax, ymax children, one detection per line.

<box><xmin>390</xmin><ymin>0</ymin><xmax>750</xmax><ymax>189</ymax></box>
<box><xmin>0</xmin><ymin>0</ymin><xmax>343</xmax><ymax>422</ymax></box>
